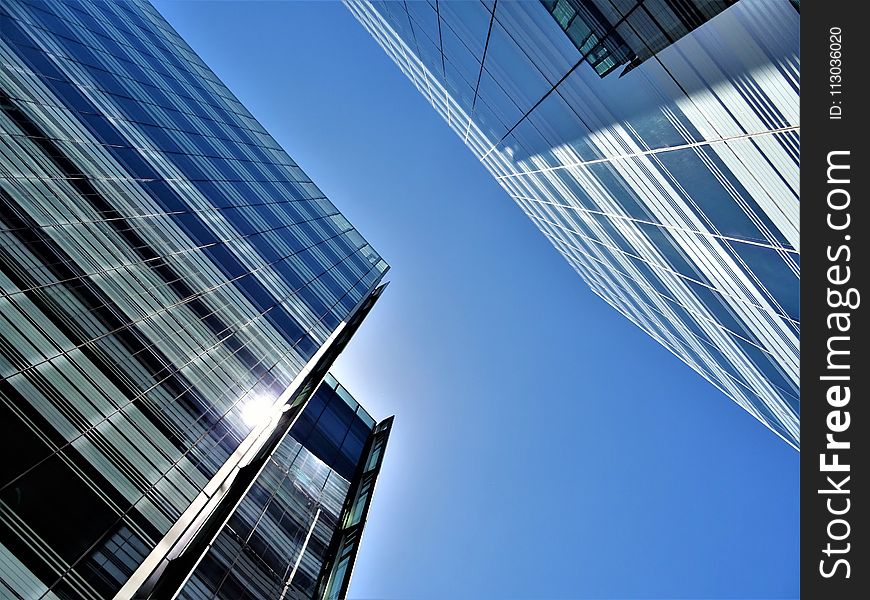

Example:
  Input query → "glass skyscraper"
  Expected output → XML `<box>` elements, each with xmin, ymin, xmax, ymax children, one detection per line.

<box><xmin>347</xmin><ymin>0</ymin><xmax>800</xmax><ymax>448</ymax></box>
<box><xmin>181</xmin><ymin>374</ymin><xmax>392</xmax><ymax>600</ymax></box>
<box><xmin>0</xmin><ymin>1</ymin><xmax>391</xmax><ymax>598</ymax></box>
<box><xmin>539</xmin><ymin>0</ymin><xmax>739</xmax><ymax>78</ymax></box>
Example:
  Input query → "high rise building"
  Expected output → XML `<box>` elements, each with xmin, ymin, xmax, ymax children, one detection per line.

<box><xmin>346</xmin><ymin>0</ymin><xmax>800</xmax><ymax>448</ymax></box>
<box><xmin>539</xmin><ymin>0</ymin><xmax>739</xmax><ymax>78</ymax></box>
<box><xmin>181</xmin><ymin>374</ymin><xmax>392</xmax><ymax>600</ymax></box>
<box><xmin>0</xmin><ymin>1</ymin><xmax>391</xmax><ymax>598</ymax></box>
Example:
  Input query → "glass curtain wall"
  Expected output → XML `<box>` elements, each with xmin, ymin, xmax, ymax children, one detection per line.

<box><xmin>0</xmin><ymin>1</ymin><xmax>388</xmax><ymax>597</ymax></box>
<box><xmin>346</xmin><ymin>0</ymin><xmax>799</xmax><ymax>448</ymax></box>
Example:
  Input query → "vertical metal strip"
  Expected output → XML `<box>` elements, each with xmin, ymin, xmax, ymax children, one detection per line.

<box><xmin>114</xmin><ymin>282</ymin><xmax>387</xmax><ymax>600</ymax></box>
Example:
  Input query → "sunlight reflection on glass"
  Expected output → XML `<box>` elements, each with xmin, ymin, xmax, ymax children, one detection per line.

<box><xmin>241</xmin><ymin>395</ymin><xmax>276</xmax><ymax>428</ymax></box>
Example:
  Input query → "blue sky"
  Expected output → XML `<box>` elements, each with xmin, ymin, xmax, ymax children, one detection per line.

<box><xmin>152</xmin><ymin>2</ymin><xmax>799</xmax><ymax>598</ymax></box>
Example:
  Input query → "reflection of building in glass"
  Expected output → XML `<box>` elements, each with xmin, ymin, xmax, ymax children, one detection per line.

<box><xmin>541</xmin><ymin>0</ymin><xmax>738</xmax><ymax>78</ymax></box>
<box><xmin>347</xmin><ymin>0</ymin><xmax>799</xmax><ymax>448</ymax></box>
<box><xmin>0</xmin><ymin>1</ymin><xmax>390</xmax><ymax>598</ymax></box>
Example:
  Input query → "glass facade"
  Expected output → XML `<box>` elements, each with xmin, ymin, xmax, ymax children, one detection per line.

<box><xmin>347</xmin><ymin>0</ymin><xmax>799</xmax><ymax>448</ymax></box>
<box><xmin>181</xmin><ymin>374</ymin><xmax>391</xmax><ymax>600</ymax></box>
<box><xmin>0</xmin><ymin>0</ymin><xmax>389</xmax><ymax>598</ymax></box>
<box><xmin>540</xmin><ymin>0</ymin><xmax>738</xmax><ymax>78</ymax></box>
<box><xmin>313</xmin><ymin>415</ymin><xmax>392</xmax><ymax>600</ymax></box>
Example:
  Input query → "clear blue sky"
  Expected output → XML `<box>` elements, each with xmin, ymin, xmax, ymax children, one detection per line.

<box><xmin>152</xmin><ymin>2</ymin><xmax>799</xmax><ymax>598</ymax></box>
